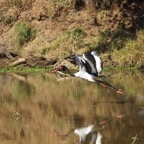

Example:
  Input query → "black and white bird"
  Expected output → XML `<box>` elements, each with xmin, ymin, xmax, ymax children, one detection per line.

<box><xmin>52</xmin><ymin>51</ymin><xmax>105</xmax><ymax>82</ymax></box>
<box><xmin>74</xmin><ymin>124</ymin><xmax>102</xmax><ymax>144</ymax></box>
<box><xmin>52</xmin><ymin>51</ymin><xmax>123</xmax><ymax>94</ymax></box>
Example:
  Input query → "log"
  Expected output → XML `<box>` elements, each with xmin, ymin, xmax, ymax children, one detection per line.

<box><xmin>10</xmin><ymin>58</ymin><xmax>26</xmax><ymax>66</ymax></box>
<box><xmin>2</xmin><ymin>49</ymin><xmax>14</xmax><ymax>61</ymax></box>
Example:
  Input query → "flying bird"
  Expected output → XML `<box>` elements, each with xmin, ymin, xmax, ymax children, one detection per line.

<box><xmin>52</xmin><ymin>51</ymin><xmax>105</xmax><ymax>82</ymax></box>
<box><xmin>52</xmin><ymin>51</ymin><xmax>123</xmax><ymax>94</ymax></box>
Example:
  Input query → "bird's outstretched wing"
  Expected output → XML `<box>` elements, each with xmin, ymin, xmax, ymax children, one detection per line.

<box><xmin>73</xmin><ymin>51</ymin><xmax>102</xmax><ymax>76</ymax></box>
<box><xmin>82</xmin><ymin>51</ymin><xmax>98</xmax><ymax>75</ymax></box>
<box><xmin>91</xmin><ymin>51</ymin><xmax>102</xmax><ymax>75</ymax></box>
<box><xmin>74</xmin><ymin>55</ymin><xmax>89</xmax><ymax>72</ymax></box>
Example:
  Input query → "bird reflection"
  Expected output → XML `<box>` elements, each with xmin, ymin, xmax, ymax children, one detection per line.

<box><xmin>74</xmin><ymin>124</ymin><xmax>102</xmax><ymax>144</ymax></box>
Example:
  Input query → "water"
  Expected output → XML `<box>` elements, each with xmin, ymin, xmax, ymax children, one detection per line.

<box><xmin>0</xmin><ymin>71</ymin><xmax>144</xmax><ymax>144</ymax></box>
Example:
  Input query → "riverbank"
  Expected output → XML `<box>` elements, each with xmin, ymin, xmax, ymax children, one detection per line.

<box><xmin>0</xmin><ymin>0</ymin><xmax>144</xmax><ymax>69</ymax></box>
<box><xmin>0</xmin><ymin>64</ymin><xmax>143</xmax><ymax>74</ymax></box>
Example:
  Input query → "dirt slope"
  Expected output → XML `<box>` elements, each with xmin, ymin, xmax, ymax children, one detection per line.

<box><xmin>0</xmin><ymin>0</ymin><xmax>144</xmax><ymax>67</ymax></box>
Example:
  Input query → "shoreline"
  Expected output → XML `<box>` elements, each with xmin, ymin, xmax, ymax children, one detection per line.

<box><xmin>0</xmin><ymin>65</ymin><xmax>143</xmax><ymax>74</ymax></box>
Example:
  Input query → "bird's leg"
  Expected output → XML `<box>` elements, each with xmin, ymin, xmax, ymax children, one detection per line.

<box><xmin>96</xmin><ymin>75</ymin><xmax>107</xmax><ymax>81</ymax></box>
<box><xmin>94</xmin><ymin>79</ymin><xmax>123</xmax><ymax>94</ymax></box>
<box><xmin>94</xmin><ymin>75</ymin><xmax>106</xmax><ymax>84</ymax></box>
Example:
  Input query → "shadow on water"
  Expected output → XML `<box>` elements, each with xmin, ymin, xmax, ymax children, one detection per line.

<box><xmin>0</xmin><ymin>71</ymin><xmax>144</xmax><ymax>144</ymax></box>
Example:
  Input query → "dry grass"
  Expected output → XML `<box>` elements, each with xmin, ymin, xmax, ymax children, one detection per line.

<box><xmin>111</xmin><ymin>29</ymin><xmax>144</xmax><ymax>67</ymax></box>
<box><xmin>1</xmin><ymin>0</ymin><xmax>144</xmax><ymax>69</ymax></box>
<box><xmin>32</xmin><ymin>28</ymin><xmax>87</xmax><ymax>59</ymax></box>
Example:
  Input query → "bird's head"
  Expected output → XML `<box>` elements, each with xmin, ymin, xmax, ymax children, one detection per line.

<box><xmin>51</xmin><ymin>65</ymin><xmax>68</xmax><ymax>73</ymax></box>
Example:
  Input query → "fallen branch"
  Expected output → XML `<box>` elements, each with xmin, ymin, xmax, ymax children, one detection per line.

<box><xmin>2</xmin><ymin>49</ymin><xmax>14</xmax><ymax>61</ymax></box>
<box><xmin>10</xmin><ymin>58</ymin><xmax>26</xmax><ymax>66</ymax></box>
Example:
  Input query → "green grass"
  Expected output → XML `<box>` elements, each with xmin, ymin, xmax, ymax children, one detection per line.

<box><xmin>0</xmin><ymin>15</ymin><xmax>15</xmax><ymax>25</ymax></box>
<box><xmin>14</xmin><ymin>22</ymin><xmax>36</xmax><ymax>48</ymax></box>
<box><xmin>0</xmin><ymin>66</ymin><xmax>52</xmax><ymax>73</ymax></box>
<box><xmin>111</xmin><ymin>29</ymin><xmax>144</xmax><ymax>66</ymax></box>
<box><xmin>95</xmin><ymin>27</ymin><xmax>128</xmax><ymax>53</ymax></box>
<box><xmin>0</xmin><ymin>65</ymin><xmax>140</xmax><ymax>74</ymax></box>
<box><xmin>39</xmin><ymin>27</ymin><xmax>86</xmax><ymax>58</ymax></box>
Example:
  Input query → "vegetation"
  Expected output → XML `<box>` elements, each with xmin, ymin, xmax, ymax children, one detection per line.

<box><xmin>31</xmin><ymin>26</ymin><xmax>144</xmax><ymax>68</ymax></box>
<box><xmin>14</xmin><ymin>22</ymin><xmax>36</xmax><ymax>48</ymax></box>
<box><xmin>40</xmin><ymin>28</ymin><xmax>86</xmax><ymax>58</ymax></box>
<box><xmin>0</xmin><ymin>15</ymin><xmax>15</xmax><ymax>25</ymax></box>
<box><xmin>131</xmin><ymin>134</ymin><xmax>139</xmax><ymax>144</ymax></box>
<box><xmin>0</xmin><ymin>66</ymin><xmax>51</xmax><ymax>73</ymax></box>
<box><xmin>111</xmin><ymin>29</ymin><xmax>144</xmax><ymax>66</ymax></box>
<box><xmin>50</xmin><ymin>0</ymin><xmax>71</xmax><ymax>4</ymax></box>
<box><xmin>7</xmin><ymin>0</ymin><xmax>22</xmax><ymax>7</ymax></box>
<box><xmin>95</xmin><ymin>27</ymin><xmax>130</xmax><ymax>53</ymax></box>
<box><xmin>0</xmin><ymin>0</ymin><xmax>144</xmax><ymax>68</ymax></box>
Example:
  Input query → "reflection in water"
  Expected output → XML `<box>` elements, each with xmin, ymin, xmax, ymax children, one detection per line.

<box><xmin>0</xmin><ymin>71</ymin><xmax>144</xmax><ymax>144</ymax></box>
<box><xmin>0</xmin><ymin>73</ymin><xmax>35</xmax><ymax>102</ymax></box>
<box><xmin>74</xmin><ymin>124</ymin><xmax>102</xmax><ymax>144</ymax></box>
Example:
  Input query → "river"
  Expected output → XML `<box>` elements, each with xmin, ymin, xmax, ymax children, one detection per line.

<box><xmin>0</xmin><ymin>70</ymin><xmax>144</xmax><ymax>144</ymax></box>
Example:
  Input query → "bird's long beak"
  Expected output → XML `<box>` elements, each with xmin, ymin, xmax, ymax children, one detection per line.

<box><xmin>51</xmin><ymin>69</ymin><xmax>58</xmax><ymax>73</ymax></box>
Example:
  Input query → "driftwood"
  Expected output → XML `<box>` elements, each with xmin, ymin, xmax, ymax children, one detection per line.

<box><xmin>10</xmin><ymin>58</ymin><xmax>26</xmax><ymax>66</ymax></box>
<box><xmin>0</xmin><ymin>44</ymin><xmax>14</xmax><ymax>61</ymax></box>
<box><xmin>2</xmin><ymin>49</ymin><xmax>14</xmax><ymax>61</ymax></box>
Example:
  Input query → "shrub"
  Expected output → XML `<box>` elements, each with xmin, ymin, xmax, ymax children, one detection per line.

<box><xmin>96</xmin><ymin>27</ymin><xmax>130</xmax><ymax>52</ymax></box>
<box><xmin>69</xmin><ymin>27</ymin><xmax>86</xmax><ymax>38</ymax></box>
<box><xmin>112</xmin><ymin>29</ymin><xmax>144</xmax><ymax>66</ymax></box>
<box><xmin>0</xmin><ymin>15</ymin><xmax>15</xmax><ymax>25</ymax></box>
<box><xmin>14</xmin><ymin>23</ymin><xmax>36</xmax><ymax>48</ymax></box>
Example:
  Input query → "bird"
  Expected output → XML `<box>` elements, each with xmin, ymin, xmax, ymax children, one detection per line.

<box><xmin>52</xmin><ymin>51</ymin><xmax>105</xmax><ymax>82</ymax></box>
<box><xmin>52</xmin><ymin>51</ymin><xmax>123</xmax><ymax>94</ymax></box>
<box><xmin>74</xmin><ymin>124</ymin><xmax>102</xmax><ymax>144</ymax></box>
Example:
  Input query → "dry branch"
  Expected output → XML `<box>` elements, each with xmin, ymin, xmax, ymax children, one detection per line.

<box><xmin>10</xmin><ymin>58</ymin><xmax>26</xmax><ymax>66</ymax></box>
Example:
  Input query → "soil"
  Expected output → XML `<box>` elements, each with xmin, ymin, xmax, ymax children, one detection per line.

<box><xmin>0</xmin><ymin>0</ymin><xmax>144</xmax><ymax>68</ymax></box>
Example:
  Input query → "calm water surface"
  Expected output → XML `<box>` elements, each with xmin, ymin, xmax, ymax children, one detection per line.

<box><xmin>0</xmin><ymin>71</ymin><xmax>144</xmax><ymax>144</ymax></box>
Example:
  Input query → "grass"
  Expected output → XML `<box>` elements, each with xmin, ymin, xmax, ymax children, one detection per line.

<box><xmin>0</xmin><ymin>64</ymin><xmax>141</xmax><ymax>75</ymax></box>
<box><xmin>0</xmin><ymin>66</ymin><xmax>51</xmax><ymax>73</ymax></box>
<box><xmin>14</xmin><ymin>22</ymin><xmax>36</xmax><ymax>49</ymax></box>
<box><xmin>111</xmin><ymin>29</ymin><xmax>144</xmax><ymax>66</ymax></box>
<box><xmin>95</xmin><ymin>26</ymin><xmax>129</xmax><ymax>53</ymax></box>
<box><xmin>7</xmin><ymin>0</ymin><xmax>22</xmax><ymax>7</ymax></box>
<box><xmin>39</xmin><ymin>27</ymin><xmax>86</xmax><ymax>58</ymax></box>
<box><xmin>0</xmin><ymin>15</ymin><xmax>15</xmax><ymax>25</ymax></box>
<box><xmin>50</xmin><ymin>0</ymin><xmax>71</xmax><ymax>5</ymax></box>
<box><xmin>91</xmin><ymin>27</ymin><xmax>144</xmax><ymax>67</ymax></box>
<box><xmin>10</xmin><ymin>24</ymin><xmax>144</xmax><ymax>68</ymax></box>
<box><xmin>131</xmin><ymin>134</ymin><xmax>139</xmax><ymax>144</ymax></box>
